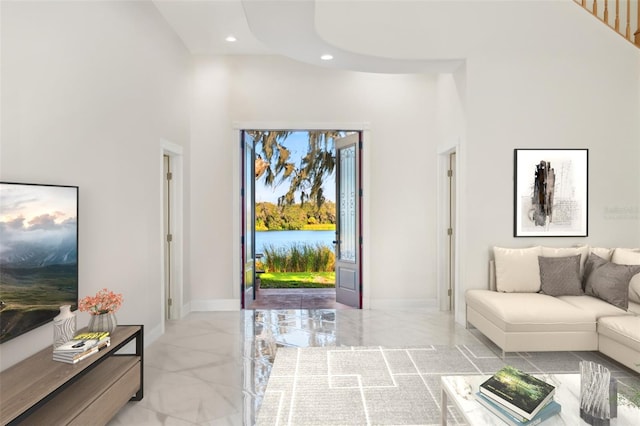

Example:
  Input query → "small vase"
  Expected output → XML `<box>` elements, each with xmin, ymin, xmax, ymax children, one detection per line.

<box><xmin>53</xmin><ymin>305</ymin><xmax>77</xmax><ymax>348</ymax></box>
<box><xmin>580</xmin><ymin>361</ymin><xmax>616</xmax><ymax>425</ymax></box>
<box><xmin>87</xmin><ymin>312</ymin><xmax>117</xmax><ymax>333</ymax></box>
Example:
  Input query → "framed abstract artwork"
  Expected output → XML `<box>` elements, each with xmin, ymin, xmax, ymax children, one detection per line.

<box><xmin>514</xmin><ymin>149</ymin><xmax>588</xmax><ymax>237</ymax></box>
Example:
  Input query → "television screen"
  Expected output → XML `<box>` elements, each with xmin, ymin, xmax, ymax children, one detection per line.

<box><xmin>0</xmin><ymin>182</ymin><xmax>78</xmax><ymax>343</ymax></box>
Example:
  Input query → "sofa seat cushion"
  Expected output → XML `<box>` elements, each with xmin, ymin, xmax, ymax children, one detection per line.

<box><xmin>598</xmin><ymin>315</ymin><xmax>640</xmax><ymax>353</ymax></box>
<box><xmin>466</xmin><ymin>290</ymin><xmax>595</xmax><ymax>333</ymax></box>
<box><xmin>557</xmin><ymin>295</ymin><xmax>633</xmax><ymax>319</ymax></box>
<box><xmin>628</xmin><ymin>301</ymin><xmax>640</xmax><ymax>315</ymax></box>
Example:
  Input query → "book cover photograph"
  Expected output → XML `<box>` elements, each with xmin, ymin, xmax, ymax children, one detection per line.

<box><xmin>480</xmin><ymin>365</ymin><xmax>556</xmax><ymax>419</ymax></box>
<box><xmin>55</xmin><ymin>331</ymin><xmax>110</xmax><ymax>352</ymax></box>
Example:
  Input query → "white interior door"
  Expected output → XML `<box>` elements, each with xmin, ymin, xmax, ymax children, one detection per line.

<box><xmin>242</xmin><ymin>132</ymin><xmax>256</xmax><ymax>308</ymax></box>
<box><xmin>334</xmin><ymin>133</ymin><xmax>361</xmax><ymax>308</ymax></box>
<box><xmin>448</xmin><ymin>152</ymin><xmax>456</xmax><ymax>311</ymax></box>
<box><xmin>161</xmin><ymin>140</ymin><xmax>183</xmax><ymax>321</ymax></box>
<box><xmin>163</xmin><ymin>154</ymin><xmax>173</xmax><ymax>319</ymax></box>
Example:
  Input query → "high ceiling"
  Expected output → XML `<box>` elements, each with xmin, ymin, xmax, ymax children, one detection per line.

<box><xmin>152</xmin><ymin>0</ymin><xmax>462</xmax><ymax>74</ymax></box>
<box><xmin>152</xmin><ymin>0</ymin><xmax>270</xmax><ymax>55</ymax></box>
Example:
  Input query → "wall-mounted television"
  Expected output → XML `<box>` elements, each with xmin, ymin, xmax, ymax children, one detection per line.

<box><xmin>0</xmin><ymin>182</ymin><xmax>78</xmax><ymax>343</ymax></box>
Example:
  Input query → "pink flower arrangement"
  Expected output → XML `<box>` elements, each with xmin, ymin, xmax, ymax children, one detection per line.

<box><xmin>78</xmin><ymin>288</ymin><xmax>123</xmax><ymax>315</ymax></box>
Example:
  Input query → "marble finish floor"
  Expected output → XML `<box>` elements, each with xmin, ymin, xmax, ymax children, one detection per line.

<box><xmin>107</xmin><ymin>309</ymin><xmax>640</xmax><ymax>425</ymax></box>
<box><xmin>108</xmin><ymin>309</ymin><xmax>480</xmax><ymax>425</ymax></box>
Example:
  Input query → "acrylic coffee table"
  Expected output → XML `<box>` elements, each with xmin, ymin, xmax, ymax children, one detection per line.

<box><xmin>440</xmin><ymin>373</ymin><xmax>639</xmax><ymax>425</ymax></box>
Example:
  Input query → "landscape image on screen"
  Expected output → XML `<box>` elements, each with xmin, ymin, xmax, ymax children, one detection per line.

<box><xmin>0</xmin><ymin>183</ymin><xmax>78</xmax><ymax>343</ymax></box>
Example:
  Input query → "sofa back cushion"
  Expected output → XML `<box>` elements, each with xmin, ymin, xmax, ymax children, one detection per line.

<box><xmin>584</xmin><ymin>253</ymin><xmax>640</xmax><ymax>310</ymax></box>
<box><xmin>612</xmin><ymin>248</ymin><xmax>640</xmax><ymax>304</ymax></box>
<box><xmin>494</xmin><ymin>246</ymin><xmax>542</xmax><ymax>292</ymax></box>
<box><xmin>589</xmin><ymin>247</ymin><xmax>614</xmax><ymax>261</ymax></box>
<box><xmin>538</xmin><ymin>255</ymin><xmax>583</xmax><ymax>296</ymax></box>
<box><xmin>541</xmin><ymin>246</ymin><xmax>590</xmax><ymax>277</ymax></box>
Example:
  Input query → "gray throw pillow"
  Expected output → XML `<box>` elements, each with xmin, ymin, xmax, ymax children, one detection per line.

<box><xmin>538</xmin><ymin>255</ymin><xmax>583</xmax><ymax>296</ymax></box>
<box><xmin>583</xmin><ymin>253</ymin><xmax>640</xmax><ymax>310</ymax></box>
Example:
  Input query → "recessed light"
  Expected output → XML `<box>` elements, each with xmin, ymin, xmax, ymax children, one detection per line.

<box><xmin>320</xmin><ymin>54</ymin><xmax>333</xmax><ymax>61</ymax></box>
<box><xmin>225</xmin><ymin>35</ymin><xmax>237</xmax><ymax>42</ymax></box>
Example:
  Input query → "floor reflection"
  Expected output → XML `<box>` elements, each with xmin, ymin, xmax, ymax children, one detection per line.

<box><xmin>243</xmin><ymin>309</ymin><xmax>340</xmax><ymax>425</ymax></box>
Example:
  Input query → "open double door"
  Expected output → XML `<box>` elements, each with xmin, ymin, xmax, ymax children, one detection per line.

<box><xmin>240</xmin><ymin>131</ymin><xmax>362</xmax><ymax>309</ymax></box>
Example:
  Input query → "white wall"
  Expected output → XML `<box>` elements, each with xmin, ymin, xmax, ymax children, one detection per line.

<box><xmin>190</xmin><ymin>55</ymin><xmax>439</xmax><ymax>309</ymax></box>
<box><xmin>188</xmin><ymin>56</ymin><xmax>233</xmax><ymax>309</ymax></box>
<box><xmin>317</xmin><ymin>0</ymin><xmax>640</xmax><ymax>324</ymax></box>
<box><xmin>0</xmin><ymin>1</ymin><xmax>191</xmax><ymax>370</ymax></box>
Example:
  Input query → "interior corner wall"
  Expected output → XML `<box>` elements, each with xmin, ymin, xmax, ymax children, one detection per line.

<box><xmin>435</xmin><ymin>69</ymin><xmax>467</xmax><ymax>315</ymax></box>
<box><xmin>0</xmin><ymin>1</ymin><xmax>191</xmax><ymax>370</ymax></box>
<box><xmin>189</xmin><ymin>55</ymin><xmax>440</xmax><ymax>309</ymax></box>
<box><xmin>435</xmin><ymin>70</ymin><xmax>466</xmax><ymax>153</ymax></box>
<box><xmin>188</xmin><ymin>55</ymin><xmax>234</xmax><ymax>308</ymax></box>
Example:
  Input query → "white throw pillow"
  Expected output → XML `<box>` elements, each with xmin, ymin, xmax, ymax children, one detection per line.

<box><xmin>494</xmin><ymin>246</ymin><xmax>542</xmax><ymax>292</ymax></box>
<box><xmin>590</xmin><ymin>247</ymin><xmax>614</xmax><ymax>261</ymax></box>
<box><xmin>542</xmin><ymin>246</ymin><xmax>590</xmax><ymax>276</ymax></box>
<box><xmin>612</xmin><ymin>248</ymin><xmax>640</xmax><ymax>263</ymax></box>
<box><xmin>612</xmin><ymin>248</ymin><xmax>640</xmax><ymax>304</ymax></box>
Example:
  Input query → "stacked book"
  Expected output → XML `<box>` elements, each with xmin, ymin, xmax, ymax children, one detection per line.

<box><xmin>477</xmin><ymin>365</ymin><xmax>561</xmax><ymax>426</ymax></box>
<box><xmin>53</xmin><ymin>331</ymin><xmax>111</xmax><ymax>364</ymax></box>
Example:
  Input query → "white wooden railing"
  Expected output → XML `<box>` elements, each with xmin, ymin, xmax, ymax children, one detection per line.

<box><xmin>575</xmin><ymin>0</ymin><xmax>640</xmax><ymax>46</ymax></box>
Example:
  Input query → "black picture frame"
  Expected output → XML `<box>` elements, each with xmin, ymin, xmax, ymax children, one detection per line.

<box><xmin>514</xmin><ymin>149</ymin><xmax>588</xmax><ymax>237</ymax></box>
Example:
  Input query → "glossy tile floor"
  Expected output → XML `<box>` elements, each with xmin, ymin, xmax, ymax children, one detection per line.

<box><xmin>108</xmin><ymin>308</ymin><xmax>481</xmax><ymax>425</ymax></box>
<box><xmin>108</xmin><ymin>309</ymin><xmax>640</xmax><ymax>425</ymax></box>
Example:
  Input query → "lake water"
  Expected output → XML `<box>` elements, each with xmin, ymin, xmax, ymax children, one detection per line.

<box><xmin>255</xmin><ymin>230</ymin><xmax>335</xmax><ymax>255</ymax></box>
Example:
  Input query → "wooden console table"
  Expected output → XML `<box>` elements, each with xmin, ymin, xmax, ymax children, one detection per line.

<box><xmin>0</xmin><ymin>325</ymin><xmax>143</xmax><ymax>425</ymax></box>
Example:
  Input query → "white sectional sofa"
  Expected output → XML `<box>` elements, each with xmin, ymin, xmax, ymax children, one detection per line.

<box><xmin>466</xmin><ymin>246</ymin><xmax>640</xmax><ymax>373</ymax></box>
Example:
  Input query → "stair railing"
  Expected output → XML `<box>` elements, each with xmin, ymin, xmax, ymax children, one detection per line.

<box><xmin>576</xmin><ymin>0</ymin><xmax>640</xmax><ymax>46</ymax></box>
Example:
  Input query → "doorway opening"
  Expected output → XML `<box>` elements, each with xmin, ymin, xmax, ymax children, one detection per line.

<box><xmin>161</xmin><ymin>139</ymin><xmax>184</xmax><ymax>323</ymax></box>
<box><xmin>241</xmin><ymin>130</ymin><xmax>362</xmax><ymax>310</ymax></box>
<box><xmin>438</xmin><ymin>147</ymin><xmax>458</xmax><ymax>313</ymax></box>
<box><xmin>447</xmin><ymin>151</ymin><xmax>456</xmax><ymax>311</ymax></box>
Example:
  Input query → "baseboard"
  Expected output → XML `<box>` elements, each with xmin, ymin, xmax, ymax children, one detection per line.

<box><xmin>368</xmin><ymin>298</ymin><xmax>437</xmax><ymax>310</ymax></box>
<box><xmin>189</xmin><ymin>299</ymin><xmax>241</xmax><ymax>312</ymax></box>
<box><xmin>181</xmin><ymin>302</ymin><xmax>191</xmax><ymax>318</ymax></box>
<box><xmin>186</xmin><ymin>298</ymin><xmax>436</xmax><ymax>311</ymax></box>
<box><xmin>144</xmin><ymin>323</ymin><xmax>164</xmax><ymax>347</ymax></box>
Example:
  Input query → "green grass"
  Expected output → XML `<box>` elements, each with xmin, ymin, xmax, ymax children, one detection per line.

<box><xmin>258</xmin><ymin>272</ymin><xmax>335</xmax><ymax>288</ymax></box>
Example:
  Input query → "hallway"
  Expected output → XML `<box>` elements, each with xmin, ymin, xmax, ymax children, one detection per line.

<box><xmin>247</xmin><ymin>288</ymin><xmax>352</xmax><ymax>309</ymax></box>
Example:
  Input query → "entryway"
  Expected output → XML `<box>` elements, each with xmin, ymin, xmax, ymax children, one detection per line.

<box><xmin>241</xmin><ymin>130</ymin><xmax>362</xmax><ymax>310</ymax></box>
<box><xmin>250</xmin><ymin>288</ymin><xmax>351</xmax><ymax>309</ymax></box>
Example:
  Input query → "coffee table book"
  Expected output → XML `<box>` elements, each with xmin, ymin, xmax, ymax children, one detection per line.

<box><xmin>54</xmin><ymin>331</ymin><xmax>110</xmax><ymax>352</ymax></box>
<box><xmin>479</xmin><ymin>366</ymin><xmax>556</xmax><ymax>420</ymax></box>
<box><xmin>475</xmin><ymin>392</ymin><xmax>561</xmax><ymax>426</ymax></box>
<box><xmin>53</xmin><ymin>340</ymin><xmax>111</xmax><ymax>364</ymax></box>
<box><xmin>53</xmin><ymin>331</ymin><xmax>111</xmax><ymax>364</ymax></box>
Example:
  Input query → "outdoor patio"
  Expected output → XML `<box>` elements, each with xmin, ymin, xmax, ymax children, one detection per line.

<box><xmin>248</xmin><ymin>288</ymin><xmax>351</xmax><ymax>310</ymax></box>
